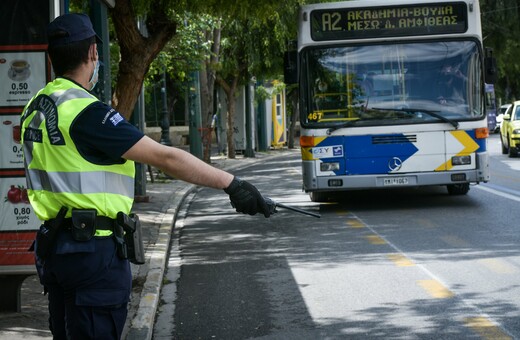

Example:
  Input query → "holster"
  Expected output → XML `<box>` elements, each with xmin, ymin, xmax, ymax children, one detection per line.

<box><xmin>116</xmin><ymin>212</ymin><xmax>145</xmax><ymax>265</ymax></box>
<box><xmin>34</xmin><ymin>206</ymin><xmax>68</xmax><ymax>259</ymax></box>
<box><xmin>113</xmin><ymin>222</ymin><xmax>127</xmax><ymax>260</ymax></box>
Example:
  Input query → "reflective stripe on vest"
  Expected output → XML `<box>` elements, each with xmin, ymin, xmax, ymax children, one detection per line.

<box><xmin>25</xmin><ymin>169</ymin><xmax>134</xmax><ymax>197</ymax></box>
<box><xmin>21</xmin><ymin>78</ymin><xmax>135</xmax><ymax>221</ymax></box>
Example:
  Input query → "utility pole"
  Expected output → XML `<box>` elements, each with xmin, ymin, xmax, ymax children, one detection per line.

<box><xmin>188</xmin><ymin>72</ymin><xmax>203</xmax><ymax>159</ymax></box>
<box><xmin>159</xmin><ymin>69</ymin><xmax>172</xmax><ymax>146</ymax></box>
<box><xmin>244</xmin><ymin>78</ymin><xmax>255</xmax><ymax>157</ymax></box>
<box><xmin>90</xmin><ymin>1</ymin><xmax>111</xmax><ymax>104</ymax></box>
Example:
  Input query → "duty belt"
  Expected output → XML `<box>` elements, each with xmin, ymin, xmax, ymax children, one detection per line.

<box><xmin>48</xmin><ymin>215</ymin><xmax>115</xmax><ymax>236</ymax></box>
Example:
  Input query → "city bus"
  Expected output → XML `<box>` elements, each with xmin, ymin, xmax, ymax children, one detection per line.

<box><xmin>289</xmin><ymin>0</ymin><xmax>496</xmax><ymax>202</ymax></box>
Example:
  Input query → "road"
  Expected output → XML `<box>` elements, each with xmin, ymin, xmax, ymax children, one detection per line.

<box><xmin>154</xmin><ymin>133</ymin><xmax>520</xmax><ymax>339</ymax></box>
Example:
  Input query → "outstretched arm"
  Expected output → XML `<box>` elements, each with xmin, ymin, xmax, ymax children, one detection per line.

<box><xmin>122</xmin><ymin>135</ymin><xmax>233</xmax><ymax>189</ymax></box>
<box><xmin>122</xmin><ymin>136</ymin><xmax>271</xmax><ymax>217</ymax></box>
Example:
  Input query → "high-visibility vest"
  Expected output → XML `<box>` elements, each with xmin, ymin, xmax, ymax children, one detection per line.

<box><xmin>21</xmin><ymin>78</ymin><xmax>135</xmax><ymax>222</ymax></box>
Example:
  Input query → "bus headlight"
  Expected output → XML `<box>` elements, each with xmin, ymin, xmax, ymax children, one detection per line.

<box><xmin>320</xmin><ymin>162</ymin><xmax>340</xmax><ymax>171</ymax></box>
<box><xmin>451</xmin><ymin>155</ymin><xmax>471</xmax><ymax>166</ymax></box>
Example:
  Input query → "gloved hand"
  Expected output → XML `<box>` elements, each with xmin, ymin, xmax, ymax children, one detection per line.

<box><xmin>224</xmin><ymin>177</ymin><xmax>271</xmax><ymax>218</ymax></box>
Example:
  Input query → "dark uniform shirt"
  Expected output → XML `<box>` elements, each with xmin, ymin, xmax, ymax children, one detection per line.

<box><xmin>70</xmin><ymin>101</ymin><xmax>144</xmax><ymax>165</ymax></box>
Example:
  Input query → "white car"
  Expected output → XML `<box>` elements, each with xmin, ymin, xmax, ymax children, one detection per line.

<box><xmin>497</xmin><ymin>104</ymin><xmax>512</xmax><ymax>132</ymax></box>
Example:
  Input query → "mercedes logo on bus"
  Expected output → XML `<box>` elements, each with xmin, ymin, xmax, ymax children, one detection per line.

<box><xmin>388</xmin><ymin>157</ymin><xmax>403</xmax><ymax>171</ymax></box>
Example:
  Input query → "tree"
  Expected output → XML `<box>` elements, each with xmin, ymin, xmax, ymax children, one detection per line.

<box><xmin>109</xmin><ymin>0</ymin><xmax>177</xmax><ymax>119</ymax></box>
<box><xmin>198</xmin><ymin>19</ymin><xmax>222</xmax><ymax>163</ymax></box>
<box><xmin>480</xmin><ymin>0</ymin><xmax>520</xmax><ymax>102</ymax></box>
<box><xmin>215</xmin><ymin>3</ymin><xmax>300</xmax><ymax>158</ymax></box>
<box><xmin>74</xmin><ymin>0</ymin><xmax>303</xmax><ymax>160</ymax></box>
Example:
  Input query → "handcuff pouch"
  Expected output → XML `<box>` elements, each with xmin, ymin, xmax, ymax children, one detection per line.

<box><xmin>71</xmin><ymin>209</ymin><xmax>97</xmax><ymax>242</ymax></box>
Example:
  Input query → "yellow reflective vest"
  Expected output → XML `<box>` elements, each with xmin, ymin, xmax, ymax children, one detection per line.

<box><xmin>21</xmin><ymin>78</ymin><xmax>135</xmax><ymax>222</ymax></box>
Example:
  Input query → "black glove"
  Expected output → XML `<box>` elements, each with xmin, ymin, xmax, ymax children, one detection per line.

<box><xmin>224</xmin><ymin>177</ymin><xmax>271</xmax><ymax>218</ymax></box>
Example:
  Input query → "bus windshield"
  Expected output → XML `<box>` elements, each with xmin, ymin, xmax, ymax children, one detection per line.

<box><xmin>301</xmin><ymin>40</ymin><xmax>483</xmax><ymax>128</ymax></box>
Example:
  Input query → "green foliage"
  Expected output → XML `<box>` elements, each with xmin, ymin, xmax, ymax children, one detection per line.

<box><xmin>480</xmin><ymin>0</ymin><xmax>520</xmax><ymax>103</ymax></box>
<box><xmin>255</xmin><ymin>79</ymin><xmax>286</xmax><ymax>104</ymax></box>
<box><xmin>144</xmin><ymin>13</ymin><xmax>213</xmax><ymax>87</ymax></box>
<box><xmin>216</xmin><ymin>1</ymin><xmax>300</xmax><ymax>87</ymax></box>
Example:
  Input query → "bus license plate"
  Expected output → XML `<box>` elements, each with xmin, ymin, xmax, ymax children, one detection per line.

<box><xmin>384</xmin><ymin>177</ymin><xmax>409</xmax><ymax>186</ymax></box>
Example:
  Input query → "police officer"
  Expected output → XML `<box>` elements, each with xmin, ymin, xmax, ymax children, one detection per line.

<box><xmin>21</xmin><ymin>13</ymin><xmax>272</xmax><ymax>339</ymax></box>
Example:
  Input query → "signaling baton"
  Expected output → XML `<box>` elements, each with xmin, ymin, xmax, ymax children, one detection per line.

<box><xmin>265</xmin><ymin>197</ymin><xmax>321</xmax><ymax>218</ymax></box>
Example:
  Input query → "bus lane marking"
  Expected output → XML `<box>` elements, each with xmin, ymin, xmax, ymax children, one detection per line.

<box><xmin>346</xmin><ymin>219</ymin><xmax>365</xmax><ymax>228</ymax></box>
<box><xmin>440</xmin><ymin>234</ymin><xmax>471</xmax><ymax>247</ymax></box>
<box><xmin>349</xmin><ymin>219</ymin><xmax>415</xmax><ymax>266</ymax></box>
<box><xmin>352</xmin><ymin>217</ymin><xmax>511</xmax><ymax>336</ymax></box>
<box><xmin>414</xmin><ymin>218</ymin><xmax>437</xmax><ymax>229</ymax></box>
<box><xmin>387</xmin><ymin>253</ymin><xmax>415</xmax><ymax>267</ymax></box>
<box><xmin>478</xmin><ymin>258</ymin><xmax>518</xmax><ymax>274</ymax></box>
<box><xmin>417</xmin><ymin>279</ymin><xmax>454</xmax><ymax>299</ymax></box>
<box><xmin>475</xmin><ymin>184</ymin><xmax>520</xmax><ymax>202</ymax></box>
<box><xmin>464</xmin><ymin>317</ymin><xmax>513</xmax><ymax>340</ymax></box>
<box><xmin>365</xmin><ymin>234</ymin><xmax>387</xmax><ymax>245</ymax></box>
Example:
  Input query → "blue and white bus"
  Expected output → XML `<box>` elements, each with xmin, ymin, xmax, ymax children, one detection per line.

<box><xmin>291</xmin><ymin>0</ymin><xmax>496</xmax><ymax>202</ymax></box>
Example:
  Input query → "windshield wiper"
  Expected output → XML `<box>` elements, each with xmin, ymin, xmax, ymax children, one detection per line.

<box><xmin>371</xmin><ymin>107</ymin><xmax>459</xmax><ymax>129</ymax></box>
<box><xmin>326</xmin><ymin>119</ymin><xmax>360</xmax><ymax>134</ymax></box>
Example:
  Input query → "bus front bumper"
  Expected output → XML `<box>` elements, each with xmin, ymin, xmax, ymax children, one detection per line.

<box><xmin>302</xmin><ymin>152</ymin><xmax>489</xmax><ymax>192</ymax></box>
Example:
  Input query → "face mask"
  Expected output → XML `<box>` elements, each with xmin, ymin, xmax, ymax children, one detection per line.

<box><xmin>88</xmin><ymin>60</ymin><xmax>100</xmax><ymax>91</ymax></box>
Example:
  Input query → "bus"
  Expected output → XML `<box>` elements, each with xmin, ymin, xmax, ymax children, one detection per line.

<box><xmin>288</xmin><ymin>0</ymin><xmax>496</xmax><ymax>202</ymax></box>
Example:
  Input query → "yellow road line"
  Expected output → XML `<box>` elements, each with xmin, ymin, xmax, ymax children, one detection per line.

<box><xmin>347</xmin><ymin>219</ymin><xmax>365</xmax><ymax>228</ymax></box>
<box><xmin>365</xmin><ymin>235</ymin><xmax>386</xmax><ymax>245</ymax></box>
<box><xmin>440</xmin><ymin>235</ymin><xmax>471</xmax><ymax>247</ymax></box>
<box><xmin>478</xmin><ymin>258</ymin><xmax>518</xmax><ymax>274</ymax></box>
<box><xmin>464</xmin><ymin>317</ymin><xmax>512</xmax><ymax>340</ymax></box>
<box><xmin>415</xmin><ymin>218</ymin><xmax>437</xmax><ymax>229</ymax></box>
<box><xmin>417</xmin><ymin>280</ymin><xmax>454</xmax><ymax>299</ymax></box>
<box><xmin>387</xmin><ymin>253</ymin><xmax>415</xmax><ymax>267</ymax></box>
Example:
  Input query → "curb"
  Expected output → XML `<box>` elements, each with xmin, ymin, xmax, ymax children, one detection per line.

<box><xmin>125</xmin><ymin>183</ymin><xmax>196</xmax><ymax>340</ymax></box>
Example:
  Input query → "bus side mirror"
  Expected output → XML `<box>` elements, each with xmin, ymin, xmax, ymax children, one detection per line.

<box><xmin>485</xmin><ymin>48</ymin><xmax>497</xmax><ymax>84</ymax></box>
<box><xmin>284</xmin><ymin>50</ymin><xmax>298</xmax><ymax>85</ymax></box>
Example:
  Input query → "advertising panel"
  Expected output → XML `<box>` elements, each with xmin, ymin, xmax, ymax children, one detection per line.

<box><xmin>0</xmin><ymin>47</ymin><xmax>48</xmax><ymax>267</ymax></box>
<box><xmin>0</xmin><ymin>0</ymin><xmax>51</xmax><ymax>270</ymax></box>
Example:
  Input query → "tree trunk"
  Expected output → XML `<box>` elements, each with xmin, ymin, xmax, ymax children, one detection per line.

<box><xmin>199</xmin><ymin>64</ymin><xmax>213</xmax><ymax>162</ymax></box>
<box><xmin>217</xmin><ymin>74</ymin><xmax>240</xmax><ymax>159</ymax></box>
<box><xmin>226</xmin><ymin>93</ymin><xmax>236</xmax><ymax>158</ymax></box>
<box><xmin>198</xmin><ymin>27</ymin><xmax>221</xmax><ymax>163</ymax></box>
<box><xmin>110</xmin><ymin>0</ymin><xmax>176</xmax><ymax>120</ymax></box>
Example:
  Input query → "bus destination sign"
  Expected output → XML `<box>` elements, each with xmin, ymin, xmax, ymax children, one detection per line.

<box><xmin>310</xmin><ymin>2</ymin><xmax>467</xmax><ymax>41</ymax></box>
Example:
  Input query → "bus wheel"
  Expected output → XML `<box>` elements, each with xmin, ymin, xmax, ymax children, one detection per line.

<box><xmin>447</xmin><ymin>183</ymin><xmax>470</xmax><ymax>195</ymax></box>
<box><xmin>310</xmin><ymin>191</ymin><xmax>329</xmax><ymax>202</ymax></box>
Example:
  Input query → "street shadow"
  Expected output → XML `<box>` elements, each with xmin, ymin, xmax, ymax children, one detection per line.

<box><xmin>169</xmin><ymin>152</ymin><xmax>520</xmax><ymax>338</ymax></box>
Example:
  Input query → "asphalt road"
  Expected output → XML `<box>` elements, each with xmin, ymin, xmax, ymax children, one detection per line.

<box><xmin>155</xmin><ymin>135</ymin><xmax>520</xmax><ymax>339</ymax></box>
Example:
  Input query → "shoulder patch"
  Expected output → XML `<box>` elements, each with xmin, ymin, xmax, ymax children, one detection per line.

<box><xmin>109</xmin><ymin>112</ymin><xmax>125</xmax><ymax>126</ymax></box>
<box><xmin>101</xmin><ymin>108</ymin><xmax>124</xmax><ymax>126</ymax></box>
